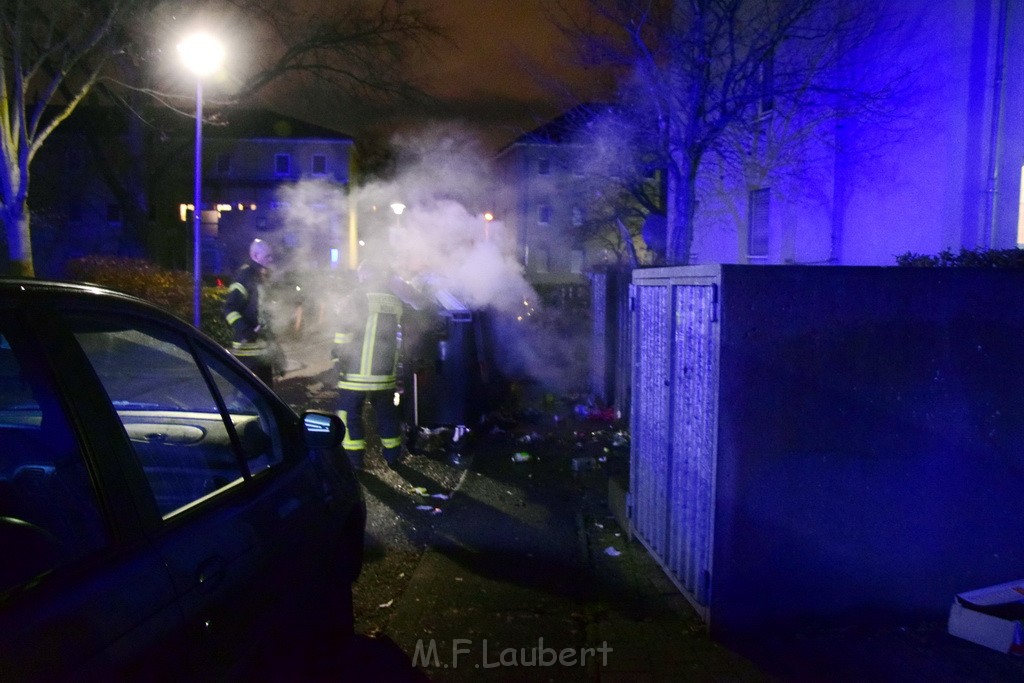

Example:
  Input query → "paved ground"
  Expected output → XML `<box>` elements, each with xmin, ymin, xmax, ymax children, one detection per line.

<box><xmin>273</xmin><ymin>337</ymin><xmax>1024</xmax><ymax>682</ymax></box>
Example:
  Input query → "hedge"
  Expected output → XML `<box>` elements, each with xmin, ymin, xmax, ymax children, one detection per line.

<box><xmin>896</xmin><ymin>247</ymin><xmax>1024</xmax><ymax>269</ymax></box>
<box><xmin>65</xmin><ymin>256</ymin><xmax>231</xmax><ymax>345</ymax></box>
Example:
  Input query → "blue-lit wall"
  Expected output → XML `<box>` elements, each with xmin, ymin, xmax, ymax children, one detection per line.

<box><xmin>631</xmin><ymin>264</ymin><xmax>1024</xmax><ymax>640</ymax></box>
<box><xmin>688</xmin><ymin>0</ymin><xmax>1024</xmax><ymax>265</ymax></box>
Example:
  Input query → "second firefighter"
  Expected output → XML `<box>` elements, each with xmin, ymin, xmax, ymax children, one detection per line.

<box><xmin>333</xmin><ymin>260</ymin><xmax>405</xmax><ymax>469</ymax></box>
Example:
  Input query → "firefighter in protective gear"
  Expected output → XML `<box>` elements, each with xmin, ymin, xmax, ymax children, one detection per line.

<box><xmin>334</xmin><ymin>260</ymin><xmax>405</xmax><ymax>469</ymax></box>
<box><xmin>224</xmin><ymin>239</ymin><xmax>275</xmax><ymax>386</ymax></box>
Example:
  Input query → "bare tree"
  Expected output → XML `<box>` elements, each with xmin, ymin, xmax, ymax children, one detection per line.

<box><xmin>1</xmin><ymin>0</ymin><xmax>440</xmax><ymax>276</ymax></box>
<box><xmin>558</xmin><ymin>0</ymin><xmax>914</xmax><ymax>265</ymax></box>
<box><xmin>0</xmin><ymin>0</ymin><xmax>133</xmax><ymax>276</ymax></box>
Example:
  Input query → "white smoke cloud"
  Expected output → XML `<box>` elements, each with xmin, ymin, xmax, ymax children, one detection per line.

<box><xmin>269</xmin><ymin>123</ymin><xmax>590</xmax><ymax>400</ymax></box>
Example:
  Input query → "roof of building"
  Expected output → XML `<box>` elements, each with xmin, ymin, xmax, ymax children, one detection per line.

<box><xmin>203</xmin><ymin>108</ymin><xmax>352</xmax><ymax>142</ymax></box>
<box><xmin>496</xmin><ymin>103</ymin><xmax>619</xmax><ymax>155</ymax></box>
<box><xmin>52</xmin><ymin>104</ymin><xmax>352</xmax><ymax>142</ymax></box>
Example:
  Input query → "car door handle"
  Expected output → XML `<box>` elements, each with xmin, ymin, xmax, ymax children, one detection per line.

<box><xmin>196</xmin><ymin>556</ymin><xmax>226</xmax><ymax>592</ymax></box>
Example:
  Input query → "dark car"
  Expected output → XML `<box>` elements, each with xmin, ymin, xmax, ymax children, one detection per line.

<box><xmin>0</xmin><ymin>278</ymin><xmax>365</xmax><ymax>680</ymax></box>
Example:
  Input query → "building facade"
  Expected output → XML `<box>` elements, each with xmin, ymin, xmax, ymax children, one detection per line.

<box><xmin>493</xmin><ymin>106</ymin><xmax>657</xmax><ymax>286</ymax></box>
<box><xmin>681</xmin><ymin>0</ymin><xmax>1024</xmax><ymax>266</ymax></box>
<box><xmin>29</xmin><ymin>107</ymin><xmax>354</xmax><ymax>278</ymax></box>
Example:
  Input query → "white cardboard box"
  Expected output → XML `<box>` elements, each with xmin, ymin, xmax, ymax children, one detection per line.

<box><xmin>948</xmin><ymin>579</ymin><xmax>1024</xmax><ymax>655</ymax></box>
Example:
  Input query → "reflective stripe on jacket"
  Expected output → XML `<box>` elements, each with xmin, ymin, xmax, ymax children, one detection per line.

<box><xmin>223</xmin><ymin>262</ymin><xmax>264</xmax><ymax>343</ymax></box>
<box><xmin>335</xmin><ymin>291</ymin><xmax>403</xmax><ymax>391</ymax></box>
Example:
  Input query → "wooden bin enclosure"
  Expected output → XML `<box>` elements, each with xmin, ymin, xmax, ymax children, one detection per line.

<box><xmin>629</xmin><ymin>265</ymin><xmax>1024</xmax><ymax>641</ymax></box>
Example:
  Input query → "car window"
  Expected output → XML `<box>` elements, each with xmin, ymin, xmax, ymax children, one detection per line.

<box><xmin>198</xmin><ymin>347</ymin><xmax>284</xmax><ymax>476</ymax></box>
<box><xmin>68</xmin><ymin>315</ymin><xmax>281</xmax><ymax>518</ymax></box>
<box><xmin>0</xmin><ymin>330</ymin><xmax>108</xmax><ymax>594</ymax></box>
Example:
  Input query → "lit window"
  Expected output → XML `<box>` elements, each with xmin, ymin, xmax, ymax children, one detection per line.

<box><xmin>312</xmin><ymin>154</ymin><xmax>327</xmax><ymax>174</ymax></box>
<box><xmin>748</xmin><ymin>188</ymin><xmax>770</xmax><ymax>258</ymax></box>
<box><xmin>274</xmin><ymin>154</ymin><xmax>291</xmax><ymax>175</ymax></box>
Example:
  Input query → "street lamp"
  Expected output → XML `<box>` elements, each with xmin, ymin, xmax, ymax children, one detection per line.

<box><xmin>483</xmin><ymin>211</ymin><xmax>494</xmax><ymax>241</ymax></box>
<box><xmin>178</xmin><ymin>32</ymin><xmax>224</xmax><ymax>327</ymax></box>
<box><xmin>389</xmin><ymin>202</ymin><xmax>406</xmax><ymax>246</ymax></box>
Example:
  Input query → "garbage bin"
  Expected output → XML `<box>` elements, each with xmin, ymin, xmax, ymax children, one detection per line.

<box><xmin>400</xmin><ymin>290</ymin><xmax>484</xmax><ymax>430</ymax></box>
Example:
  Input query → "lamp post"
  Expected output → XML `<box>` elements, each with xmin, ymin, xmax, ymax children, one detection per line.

<box><xmin>178</xmin><ymin>32</ymin><xmax>224</xmax><ymax>327</ymax></box>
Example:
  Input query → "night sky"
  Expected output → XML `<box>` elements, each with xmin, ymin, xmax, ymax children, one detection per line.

<box><xmin>278</xmin><ymin>0</ymin><xmax>615</xmax><ymax>151</ymax></box>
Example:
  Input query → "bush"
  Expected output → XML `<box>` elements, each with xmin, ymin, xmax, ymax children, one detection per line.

<box><xmin>65</xmin><ymin>256</ymin><xmax>231</xmax><ymax>345</ymax></box>
<box><xmin>896</xmin><ymin>247</ymin><xmax>1024</xmax><ymax>268</ymax></box>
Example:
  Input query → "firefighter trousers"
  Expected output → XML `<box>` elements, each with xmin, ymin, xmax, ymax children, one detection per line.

<box><xmin>337</xmin><ymin>387</ymin><xmax>402</xmax><ymax>469</ymax></box>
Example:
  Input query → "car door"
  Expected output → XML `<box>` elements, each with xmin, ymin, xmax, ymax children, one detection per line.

<box><xmin>63</xmin><ymin>308</ymin><xmax>334</xmax><ymax>677</ymax></box>
<box><xmin>0</xmin><ymin>307</ymin><xmax>184</xmax><ymax>681</ymax></box>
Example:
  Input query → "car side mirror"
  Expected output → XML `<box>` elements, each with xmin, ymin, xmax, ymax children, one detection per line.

<box><xmin>302</xmin><ymin>410</ymin><xmax>344</xmax><ymax>450</ymax></box>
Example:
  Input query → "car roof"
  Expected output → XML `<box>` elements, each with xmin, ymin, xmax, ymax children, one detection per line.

<box><xmin>0</xmin><ymin>277</ymin><xmax>165</xmax><ymax>309</ymax></box>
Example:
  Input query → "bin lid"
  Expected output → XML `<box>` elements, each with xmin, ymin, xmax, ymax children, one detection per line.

<box><xmin>433</xmin><ymin>288</ymin><xmax>470</xmax><ymax>314</ymax></box>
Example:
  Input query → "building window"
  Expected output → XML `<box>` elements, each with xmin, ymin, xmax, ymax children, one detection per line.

<box><xmin>748</xmin><ymin>188</ymin><xmax>770</xmax><ymax>258</ymax></box>
<box><xmin>538</xmin><ymin>157</ymin><xmax>550</xmax><ymax>175</ymax></box>
<box><xmin>570</xmin><ymin>249</ymin><xmax>584</xmax><ymax>274</ymax></box>
<box><xmin>538</xmin><ymin>204</ymin><xmax>552</xmax><ymax>225</ymax></box>
<box><xmin>532</xmin><ymin>248</ymin><xmax>550</xmax><ymax>272</ymax></box>
<box><xmin>312</xmin><ymin>154</ymin><xmax>327</xmax><ymax>175</ymax></box>
<box><xmin>106</xmin><ymin>203</ymin><xmax>122</xmax><ymax>225</ymax></box>
<box><xmin>1017</xmin><ymin>163</ymin><xmax>1024</xmax><ymax>247</ymax></box>
<box><xmin>571</xmin><ymin>206</ymin><xmax>583</xmax><ymax>228</ymax></box>
<box><xmin>757</xmin><ymin>56</ymin><xmax>774</xmax><ymax>117</ymax></box>
<box><xmin>217</xmin><ymin>154</ymin><xmax>232</xmax><ymax>173</ymax></box>
<box><xmin>274</xmin><ymin>154</ymin><xmax>291</xmax><ymax>175</ymax></box>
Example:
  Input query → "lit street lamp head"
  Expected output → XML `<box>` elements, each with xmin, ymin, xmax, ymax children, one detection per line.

<box><xmin>177</xmin><ymin>33</ymin><xmax>225</xmax><ymax>77</ymax></box>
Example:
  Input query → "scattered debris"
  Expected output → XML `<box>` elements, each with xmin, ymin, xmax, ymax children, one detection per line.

<box><xmin>511</xmin><ymin>452</ymin><xmax>532</xmax><ymax>463</ymax></box>
<box><xmin>415</xmin><ymin>505</ymin><xmax>443</xmax><ymax>515</ymax></box>
<box><xmin>410</xmin><ymin>486</ymin><xmax>429</xmax><ymax>496</ymax></box>
<box><xmin>431</xmin><ymin>493</ymin><xmax>450</xmax><ymax>500</ymax></box>
<box><xmin>604</xmin><ymin>547</ymin><xmax>622</xmax><ymax>557</ymax></box>
<box><xmin>379</xmin><ymin>599</ymin><xmax>394</xmax><ymax>609</ymax></box>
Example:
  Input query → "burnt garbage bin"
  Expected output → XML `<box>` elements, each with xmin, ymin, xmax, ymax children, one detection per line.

<box><xmin>399</xmin><ymin>291</ymin><xmax>486</xmax><ymax>446</ymax></box>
